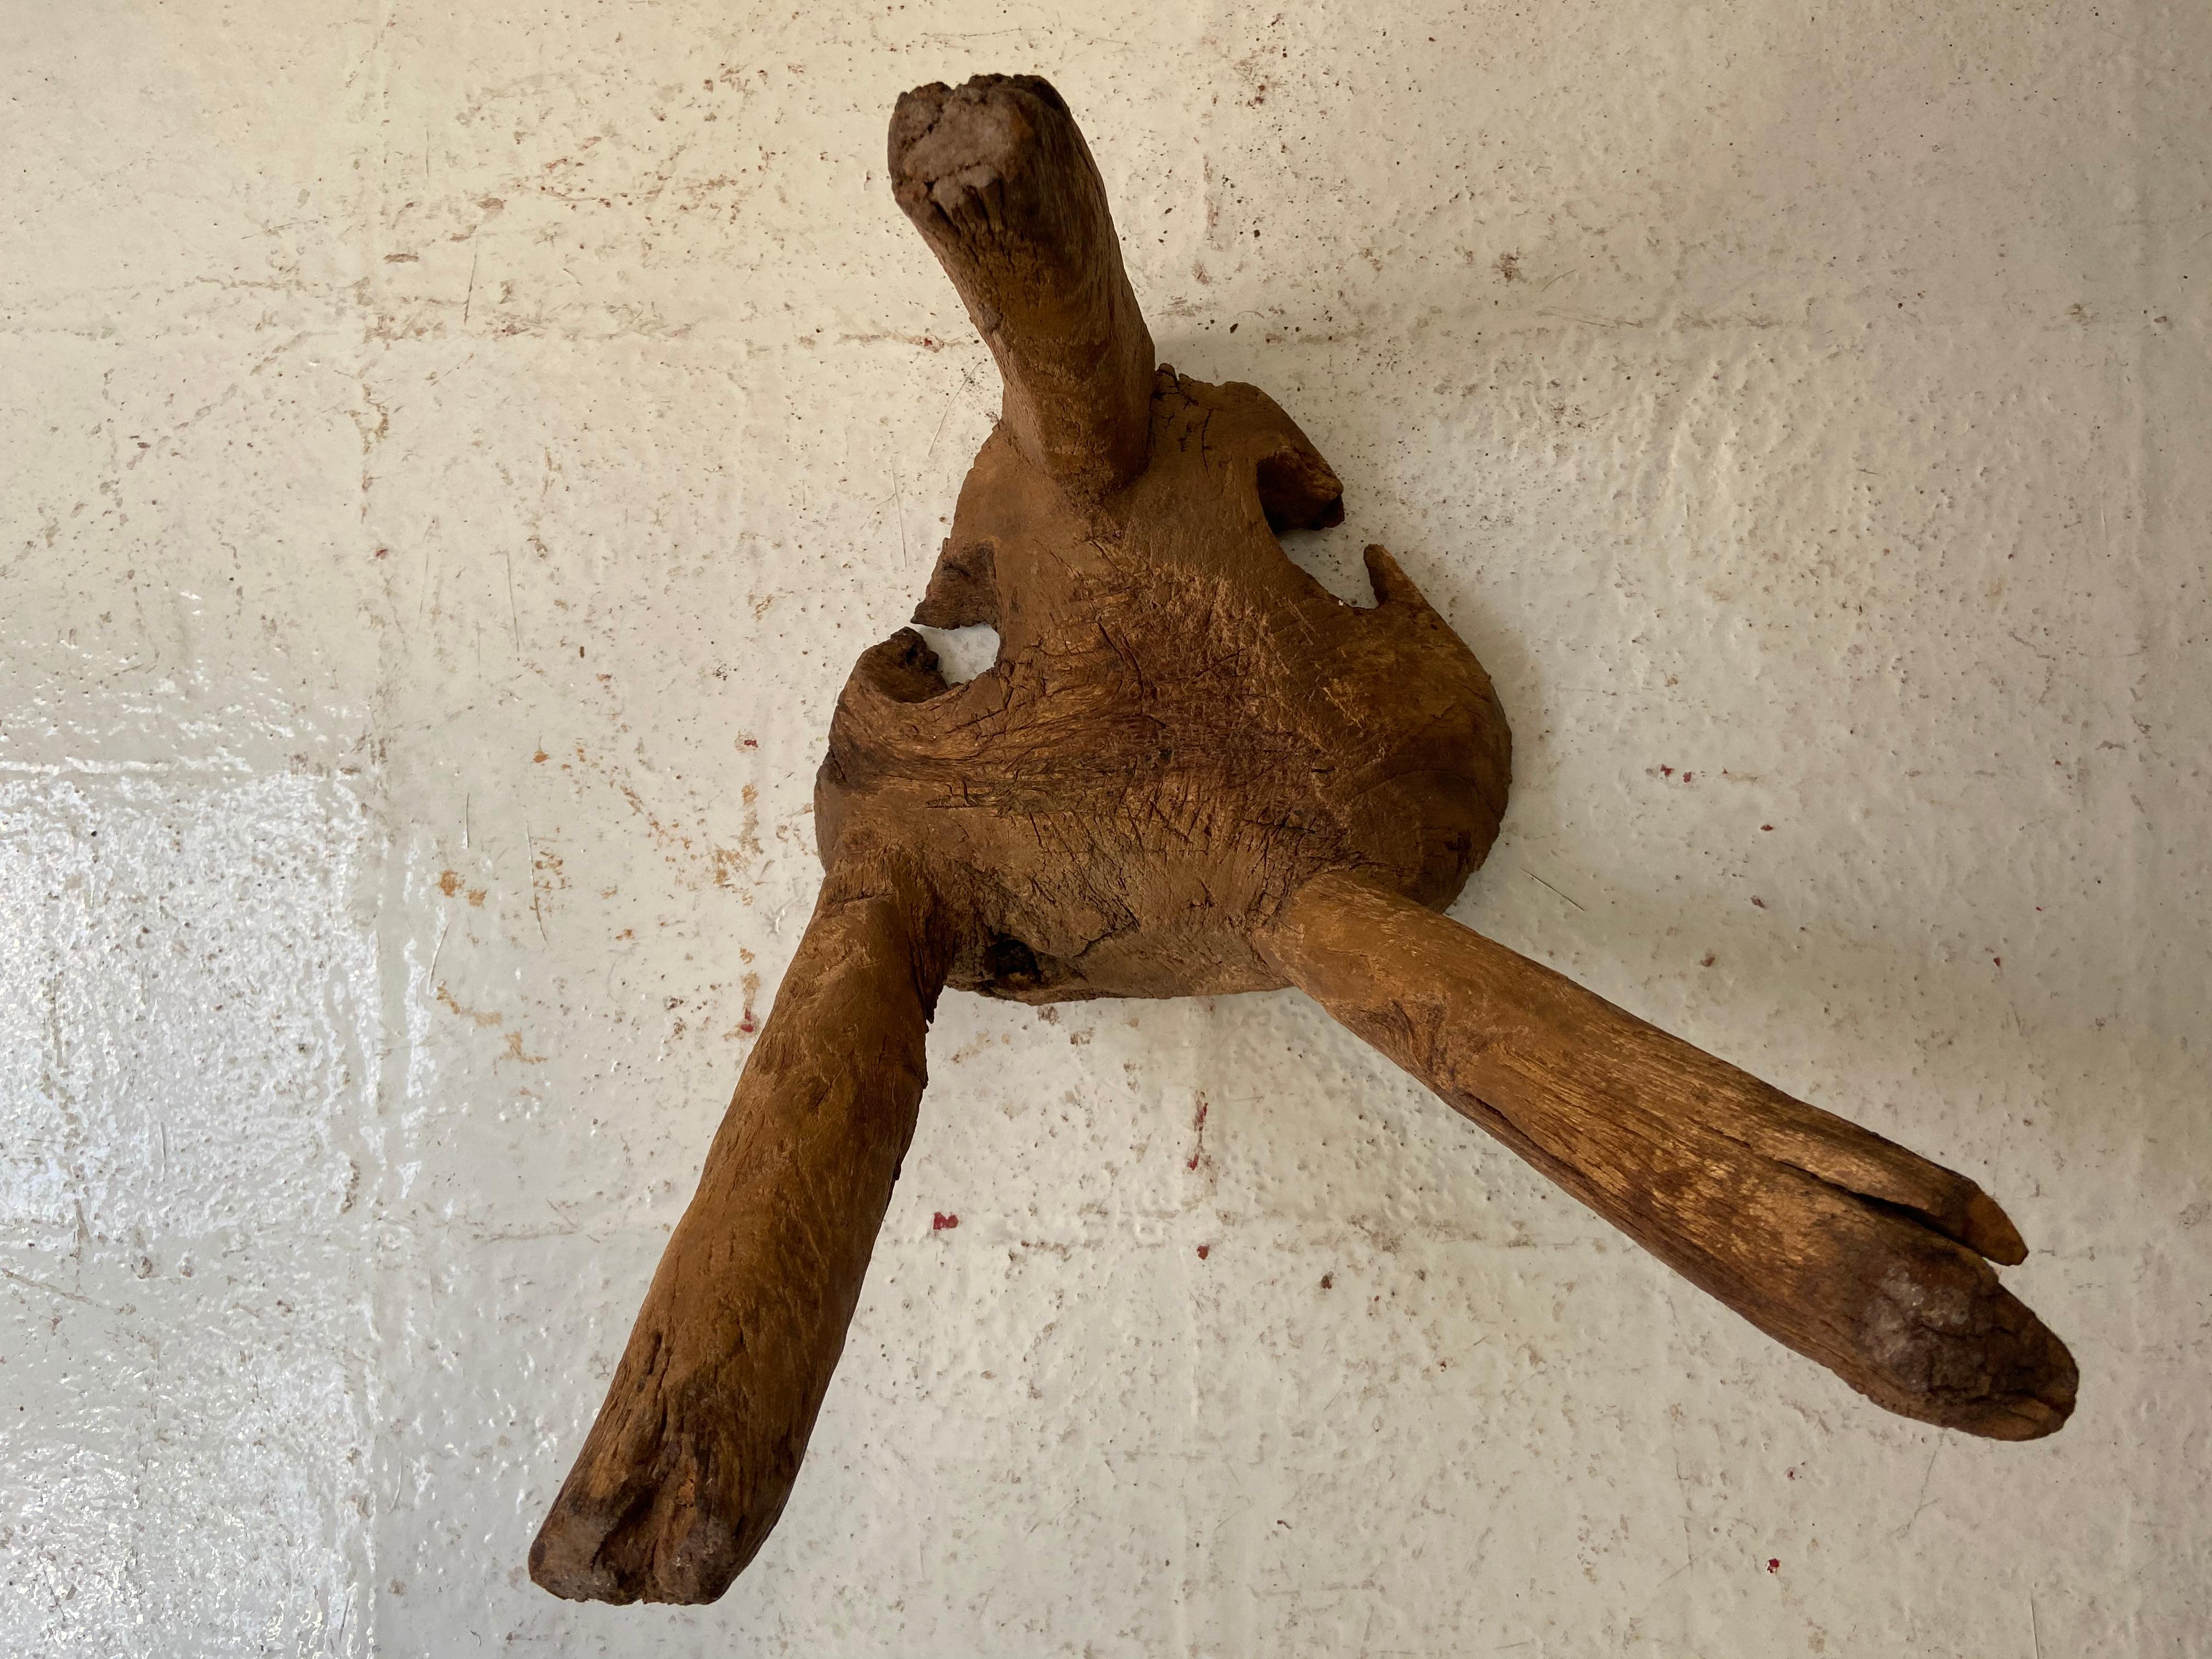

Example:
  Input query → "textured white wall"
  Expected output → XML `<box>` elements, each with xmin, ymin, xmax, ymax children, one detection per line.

<box><xmin>4</xmin><ymin>2</ymin><xmax>2208</xmax><ymax>1654</ymax></box>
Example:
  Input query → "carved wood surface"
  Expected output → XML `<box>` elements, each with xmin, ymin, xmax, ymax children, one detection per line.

<box><xmin>531</xmin><ymin>73</ymin><xmax>2074</xmax><ymax>1607</ymax></box>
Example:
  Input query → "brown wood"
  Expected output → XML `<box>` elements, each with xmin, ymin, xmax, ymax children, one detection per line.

<box><xmin>530</xmin><ymin>870</ymin><xmax>946</xmax><ymax>1602</ymax></box>
<box><xmin>1256</xmin><ymin>871</ymin><xmax>2072</xmax><ymax>1442</ymax></box>
<box><xmin>889</xmin><ymin>75</ymin><xmax>1156</xmax><ymax>501</ymax></box>
<box><xmin>531</xmin><ymin>72</ymin><xmax>2075</xmax><ymax>1606</ymax></box>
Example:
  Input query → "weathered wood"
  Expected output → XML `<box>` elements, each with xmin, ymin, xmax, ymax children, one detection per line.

<box><xmin>1257</xmin><ymin>870</ymin><xmax>2074</xmax><ymax>1440</ymax></box>
<box><xmin>531</xmin><ymin>73</ymin><xmax>2075</xmax><ymax>1607</ymax></box>
<box><xmin>531</xmin><ymin>868</ymin><xmax>946</xmax><ymax>1604</ymax></box>
<box><xmin>889</xmin><ymin>74</ymin><xmax>1155</xmax><ymax>501</ymax></box>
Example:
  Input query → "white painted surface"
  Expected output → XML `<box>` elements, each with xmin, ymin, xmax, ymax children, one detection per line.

<box><xmin>3</xmin><ymin>2</ymin><xmax>2207</xmax><ymax>1652</ymax></box>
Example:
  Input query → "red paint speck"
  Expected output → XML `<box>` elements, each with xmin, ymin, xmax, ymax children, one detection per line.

<box><xmin>1993</xmin><ymin>956</ymin><xmax>2002</xmax><ymax>968</ymax></box>
<box><xmin>1660</xmin><ymin>765</ymin><xmax>1675</xmax><ymax>777</ymax></box>
<box><xmin>1319</xmin><ymin>1272</ymin><xmax>1334</xmax><ymax>1290</ymax></box>
<box><xmin>932</xmin><ymin>1212</ymin><xmax>959</xmax><ymax>1231</ymax></box>
<box><xmin>737</xmin><ymin>1010</ymin><xmax>757</xmax><ymax>1034</ymax></box>
<box><xmin>1767</xmin><ymin>1558</ymin><xmax>1780</xmax><ymax>1574</ymax></box>
<box><xmin>1761</xmin><ymin>823</ymin><xmax>1774</xmax><ymax>831</ymax></box>
<box><xmin>1186</xmin><ymin>1098</ymin><xmax>1210</xmax><ymax>1170</ymax></box>
<box><xmin>1195</xmin><ymin>1244</ymin><xmax>1210</xmax><ymax>1260</ymax></box>
<box><xmin>741</xmin><ymin>737</ymin><xmax>759</xmax><ymax>749</ymax></box>
<box><xmin>1683</xmin><ymin>771</ymin><xmax>1695</xmax><ymax>783</ymax></box>
<box><xmin>1751</xmin><ymin>895</ymin><xmax>1767</xmax><ymax>909</ymax></box>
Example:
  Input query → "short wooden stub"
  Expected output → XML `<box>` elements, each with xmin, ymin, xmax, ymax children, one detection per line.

<box><xmin>530</xmin><ymin>74</ymin><xmax>2075</xmax><ymax>1606</ymax></box>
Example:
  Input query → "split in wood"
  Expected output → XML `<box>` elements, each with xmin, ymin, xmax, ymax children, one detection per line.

<box><xmin>531</xmin><ymin>74</ymin><xmax>2075</xmax><ymax>1606</ymax></box>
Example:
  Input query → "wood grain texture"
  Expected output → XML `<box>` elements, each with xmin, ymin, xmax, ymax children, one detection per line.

<box><xmin>532</xmin><ymin>72</ymin><xmax>2075</xmax><ymax>1606</ymax></box>
<box><xmin>1256</xmin><ymin>870</ymin><xmax>2076</xmax><ymax>1440</ymax></box>
<box><xmin>530</xmin><ymin>868</ymin><xmax>946</xmax><ymax>1603</ymax></box>
<box><xmin>889</xmin><ymin>75</ymin><xmax>1155</xmax><ymax>501</ymax></box>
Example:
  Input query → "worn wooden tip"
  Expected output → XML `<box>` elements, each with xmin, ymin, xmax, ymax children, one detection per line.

<box><xmin>530</xmin><ymin>1387</ymin><xmax>761</xmax><ymax>1605</ymax></box>
<box><xmin>1962</xmin><ymin>1188</ymin><xmax>2030</xmax><ymax>1266</ymax></box>
<box><xmin>1853</xmin><ymin>1245</ymin><xmax>2075</xmax><ymax>1438</ymax></box>
<box><xmin>890</xmin><ymin>74</ymin><xmax>1155</xmax><ymax>500</ymax></box>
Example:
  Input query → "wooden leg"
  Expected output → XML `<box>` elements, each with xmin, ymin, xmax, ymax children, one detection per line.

<box><xmin>889</xmin><ymin>74</ymin><xmax>1156</xmax><ymax>501</ymax></box>
<box><xmin>1257</xmin><ymin>870</ymin><xmax>2076</xmax><ymax>1439</ymax></box>
<box><xmin>531</xmin><ymin>870</ymin><xmax>948</xmax><ymax>1603</ymax></box>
